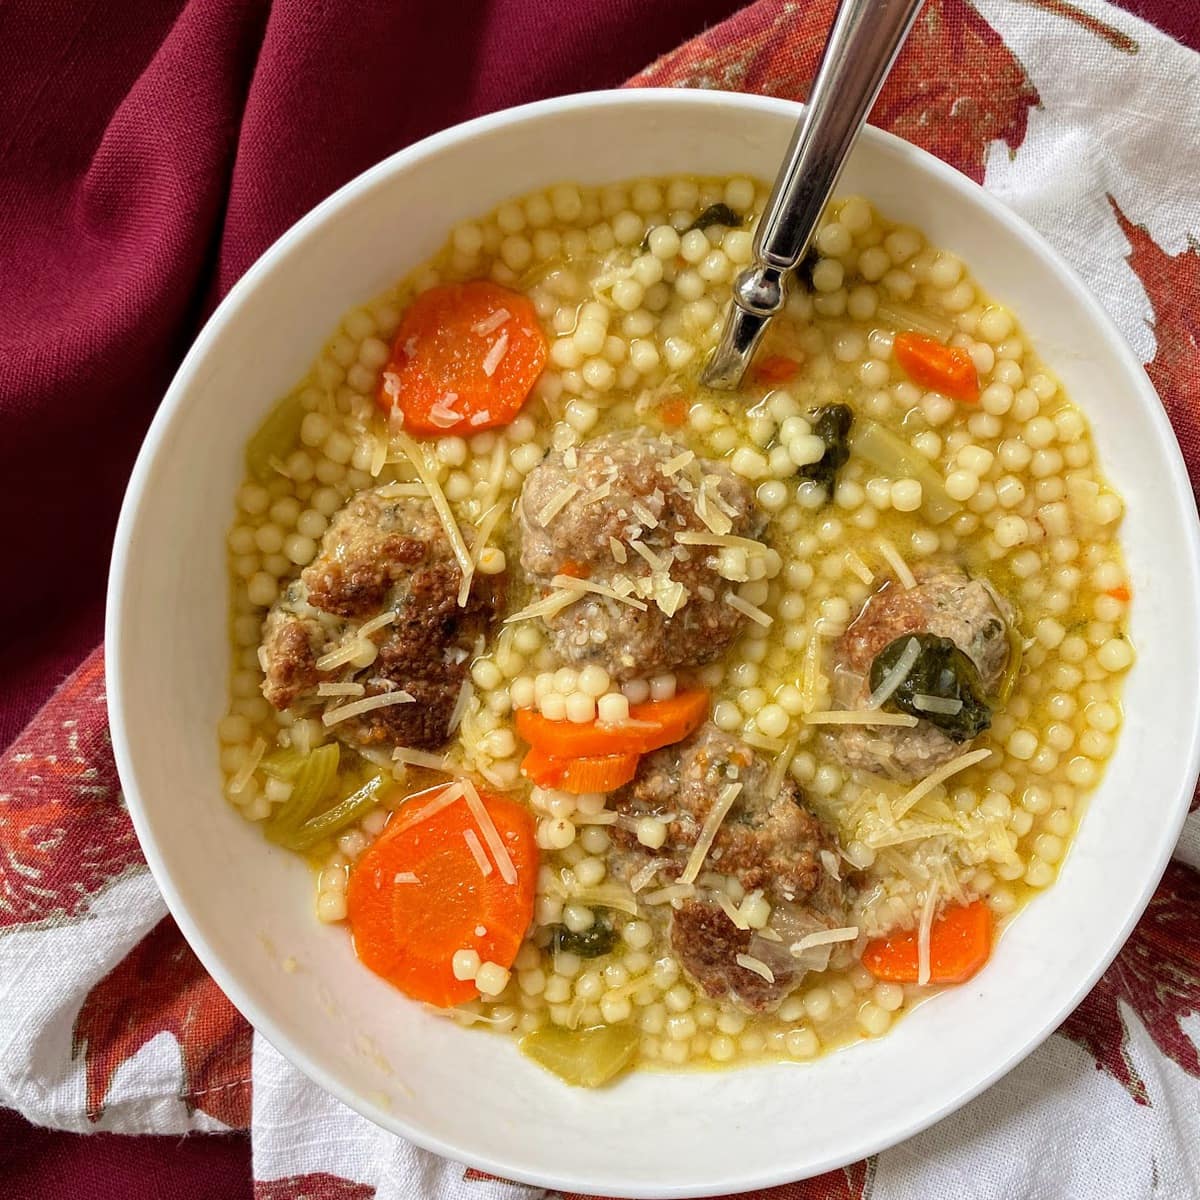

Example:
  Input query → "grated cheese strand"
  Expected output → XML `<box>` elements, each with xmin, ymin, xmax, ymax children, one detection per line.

<box><xmin>399</xmin><ymin>782</ymin><xmax>466</xmax><ymax>826</ymax></box>
<box><xmin>393</xmin><ymin>430</ymin><xmax>475</xmax><ymax>607</ymax></box>
<box><xmin>358</xmin><ymin>610</ymin><xmax>398</xmax><ymax>638</ymax></box>
<box><xmin>892</xmin><ymin>746</ymin><xmax>993</xmax><ymax>820</ymax></box>
<box><xmin>608</xmin><ymin>536</ymin><xmax>628</xmax><ymax>565</ymax></box>
<box><xmin>537</xmin><ymin>482</ymin><xmax>582</xmax><ymax>527</ymax></box>
<box><xmin>913</xmin><ymin>693</ymin><xmax>964</xmax><ymax>716</ymax></box>
<box><xmin>471</xmin><ymin>307</ymin><xmax>510</xmax><ymax>335</ymax></box>
<box><xmin>392</xmin><ymin>746</ymin><xmax>461</xmax><ymax>771</ymax></box>
<box><xmin>865</xmin><ymin>635</ymin><xmax>921</xmax><ymax>709</ymax></box>
<box><xmin>674</xmin><ymin>531</ymin><xmax>769</xmax><ymax>552</ymax></box>
<box><xmin>629</xmin><ymin>861</ymin><xmax>660</xmax><ymax>893</ymax></box>
<box><xmin>680</xmin><ymin>782</ymin><xmax>742</xmax><ymax>884</ymax></box>
<box><xmin>628</xmin><ymin>539</ymin><xmax>666</xmax><ymax>572</ymax></box>
<box><xmin>503</xmin><ymin>588</ymin><xmax>581</xmax><ymax>625</ymax></box>
<box><xmin>481</xmin><ymin>331</ymin><xmax>509</xmax><ymax>378</ymax></box>
<box><xmin>447</xmin><ymin>677</ymin><xmax>474</xmax><ymax>734</ymax></box>
<box><xmin>844</xmin><ymin>550</ymin><xmax>874</xmax><ymax>585</ymax></box>
<box><xmin>725</xmin><ymin>592</ymin><xmax>772</xmax><ymax>627</ymax></box>
<box><xmin>317</xmin><ymin>681</ymin><xmax>366</xmax><ymax>697</ymax></box>
<box><xmin>228</xmin><ymin>737</ymin><xmax>266</xmax><ymax>796</ymax></box>
<box><xmin>718</xmin><ymin>893</ymin><xmax>751</xmax><ymax>930</ymax></box>
<box><xmin>462</xmin><ymin>828</ymin><xmax>493</xmax><ymax>877</ymax></box>
<box><xmin>643</xmin><ymin>882</ymin><xmax>696</xmax><ymax>906</ymax></box>
<box><xmin>803</xmin><ymin>710</ymin><xmax>920</xmax><ymax>727</ymax></box>
<box><xmin>878</xmin><ymin>538</ymin><xmax>917</xmax><ymax>589</ymax></box>
<box><xmin>789</xmin><ymin>926</ymin><xmax>859</xmax><ymax>956</ymax></box>
<box><xmin>315</xmin><ymin>640</ymin><xmax>369</xmax><ymax>672</ymax></box>
<box><xmin>393</xmin><ymin>872</ymin><xmax>420</xmax><ymax>884</ymax></box>
<box><xmin>461</xmin><ymin>777</ymin><xmax>517</xmax><ymax>885</ymax></box>
<box><xmin>551</xmin><ymin>574</ymin><xmax>649</xmax><ymax>611</ymax></box>
<box><xmin>917</xmin><ymin>877</ymin><xmax>941</xmax><ymax>986</ymax></box>
<box><xmin>735</xmin><ymin>954</ymin><xmax>775</xmax><ymax>983</ymax></box>
<box><xmin>660</xmin><ymin>450</ymin><xmax>695</xmax><ymax>476</ymax></box>
<box><xmin>323</xmin><ymin>689</ymin><xmax>415</xmax><ymax>727</ymax></box>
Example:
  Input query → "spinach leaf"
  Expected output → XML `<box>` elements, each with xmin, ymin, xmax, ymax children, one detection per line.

<box><xmin>799</xmin><ymin>403</ymin><xmax>854</xmax><ymax>489</ymax></box>
<box><xmin>687</xmin><ymin>203</ymin><xmax>743</xmax><ymax>233</ymax></box>
<box><xmin>869</xmin><ymin>632</ymin><xmax>992</xmax><ymax>742</ymax></box>
<box><xmin>551</xmin><ymin>912</ymin><xmax>618</xmax><ymax>958</ymax></box>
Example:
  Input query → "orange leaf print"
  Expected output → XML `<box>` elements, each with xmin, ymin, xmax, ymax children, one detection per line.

<box><xmin>629</xmin><ymin>0</ymin><xmax>1039</xmax><ymax>183</ymax></box>
<box><xmin>0</xmin><ymin>647</ymin><xmax>144</xmax><ymax>931</ymax></box>
<box><xmin>72</xmin><ymin>915</ymin><xmax>252</xmax><ymax>1128</ymax></box>
<box><xmin>1060</xmin><ymin>862</ymin><xmax>1200</xmax><ymax>1104</ymax></box>
<box><xmin>1109</xmin><ymin>195</ymin><xmax>1200</xmax><ymax>499</ymax></box>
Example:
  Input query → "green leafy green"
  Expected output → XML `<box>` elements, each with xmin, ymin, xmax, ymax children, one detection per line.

<box><xmin>686</xmin><ymin>203</ymin><xmax>743</xmax><ymax>233</ymax></box>
<box><xmin>551</xmin><ymin>912</ymin><xmax>617</xmax><ymax>958</ymax></box>
<box><xmin>870</xmin><ymin>633</ymin><xmax>992</xmax><ymax>742</ymax></box>
<box><xmin>799</xmin><ymin>403</ymin><xmax>854</xmax><ymax>489</ymax></box>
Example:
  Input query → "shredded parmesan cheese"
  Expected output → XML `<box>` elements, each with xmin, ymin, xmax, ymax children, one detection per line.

<box><xmin>629</xmin><ymin>861</ymin><xmax>660</xmax><ymax>893</ymax></box>
<box><xmin>393</xmin><ymin>872</ymin><xmax>420</xmax><ymax>884</ymax></box>
<box><xmin>315</xmin><ymin>640</ymin><xmax>369</xmax><ymax>672</ymax></box>
<box><xmin>503</xmin><ymin>588</ymin><xmax>581</xmax><ymax>625</ymax></box>
<box><xmin>630</xmin><ymin>500</ymin><xmax>658</xmax><ymax>529</ymax></box>
<box><xmin>878</xmin><ymin>538</ymin><xmax>917</xmax><ymax>589</ymax></box>
<box><xmin>725</xmin><ymin>592</ymin><xmax>772</xmax><ymax>627</ymax></box>
<box><xmin>844</xmin><ymin>550</ymin><xmax>874</xmax><ymax>585</ymax></box>
<box><xmin>917</xmin><ymin>878</ymin><xmax>941</xmax><ymax>986</ymax></box>
<box><xmin>428</xmin><ymin>395</ymin><xmax>464</xmax><ymax>428</ymax></box>
<box><xmin>673</xmin><ymin>531</ymin><xmax>768</xmax><ymax>552</ymax></box>
<box><xmin>472</xmin><ymin>307</ymin><xmax>510</xmax><ymax>335</ymax></box>
<box><xmin>400</xmin><ymin>782</ymin><xmax>465</xmax><ymax>826</ymax></box>
<box><xmin>462</xmin><ymin>828</ymin><xmax>493</xmax><ymax>877</ymax></box>
<box><xmin>447</xmin><ymin>677</ymin><xmax>473</xmax><ymax>734</ymax></box>
<box><xmin>819</xmin><ymin>849</ymin><xmax>842</xmax><ymax>880</ymax></box>
<box><xmin>462</xmin><ymin>777</ymin><xmax>517</xmax><ymax>885</ymax></box>
<box><xmin>608</xmin><ymin>537</ymin><xmax>628</xmax><ymax>564</ymax></box>
<box><xmin>369</xmin><ymin>429</ymin><xmax>388</xmax><ymax>477</ymax></box>
<box><xmin>865</xmin><ymin>636</ymin><xmax>921</xmax><ymax>709</ymax></box>
<box><xmin>735</xmin><ymin>954</ymin><xmax>775</xmax><ymax>983</ymax></box>
<box><xmin>789</xmin><ymin>926</ymin><xmax>859</xmax><ymax>956</ymax></box>
<box><xmin>643</xmin><ymin>882</ymin><xmax>696</xmax><ymax>906</ymax></box>
<box><xmin>892</xmin><ymin>747</ymin><xmax>993</xmax><ymax>820</ymax></box>
<box><xmin>392</xmin><ymin>746</ymin><xmax>461</xmax><ymax>771</ymax></box>
<box><xmin>358</xmin><ymin>610</ymin><xmax>398</xmax><ymax>638</ymax></box>
<box><xmin>660</xmin><ymin>450</ymin><xmax>695</xmax><ymax>476</ymax></box>
<box><xmin>803</xmin><ymin>710</ymin><xmax>920</xmax><ymax>727</ymax></box>
<box><xmin>551</xmin><ymin>574</ymin><xmax>649</xmax><ymax>611</ymax></box>
<box><xmin>393</xmin><ymin>431</ymin><xmax>475</xmax><ymax>607</ymax></box>
<box><xmin>628</xmin><ymin>539</ymin><xmax>666</xmax><ymax>572</ymax></box>
<box><xmin>537</xmin><ymin>483</ymin><xmax>582</xmax><ymax>527</ymax></box>
<box><xmin>718</xmin><ymin>893</ymin><xmax>751</xmax><ymax>930</ymax></box>
<box><xmin>680</xmin><ymin>782</ymin><xmax>742</xmax><ymax>884</ymax></box>
<box><xmin>317</xmin><ymin>681</ymin><xmax>366</xmax><ymax>697</ymax></box>
<box><xmin>323</xmin><ymin>689</ymin><xmax>415</xmax><ymax>727</ymax></box>
<box><xmin>913</xmin><ymin>693</ymin><xmax>964</xmax><ymax>715</ymax></box>
<box><xmin>481</xmin><ymin>331</ymin><xmax>509</xmax><ymax>378</ymax></box>
<box><xmin>569</xmin><ymin>885</ymin><xmax>638</xmax><ymax>916</ymax></box>
<box><xmin>228</xmin><ymin>737</ymin><xmax>266</xmax><ymax>796</ymax></box>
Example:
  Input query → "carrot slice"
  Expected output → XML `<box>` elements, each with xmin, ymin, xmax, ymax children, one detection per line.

<box><xmin>556</xmin><ymin>559</ymin><xmax>591</xmax><ymax>579</ymax></box>
<box><xmin>752</xmin><ymin>354</ymin><xmax>801</xmax><ymax>385</ymax></box>
<box><xmin>376</xmin><ymin>281</ymin><xmax>547</xmax><ymax>435</ymax></box>
<box><xmin>346</xmin><ymin>783</ymin><xmax>537</xmax><ymax>1007</ymax></box>
<box><xmin>893</xmin><ymin>332</ymin><xmax>979</xmax><ymax>404</ymax></box>
<box><xmin>521</xmin><ymin>746</ymin><xmax>640</xmax><ymax>794</ymax></box>
<box><xmin>659</xmin><ymin>395</ymin><xmax>688</xmax><ymax>427</ymax></box>
<box><xmin>1105</xmin><ymin>585</ymin><xmax>1131</xmax><ymax>603</ymax></box>
<box><xmin>862</xmin><ymin>899</ymin><xmax>993</xmax><ymax>985</ymax></box>
<box><xmin>515</xmin><ymin>690</ymin><xmax>709</xmax><ymax>758</ymax></box>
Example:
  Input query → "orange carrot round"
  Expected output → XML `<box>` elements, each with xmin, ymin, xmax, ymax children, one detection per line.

<box><xmin>346</xmin><ymin>784</ymin><xmax>537</xmax><ymax>1007</ymax></box>
<box><xmin>752</xmin><ymin>354</ymin><xmax>801</xmax><ymax>385</ymax></box>
<box><xmin>658</xmin><ymin>395</ymin><xmax>688</xmax><ymax>427</ymax></box>
<box><xmin>377</xmin><ymin>281</ymin><xmax>547</xmax><ymax>436</ymax></box>
<box><xmin>893</xmin><ymin>332</ymin><xmax>979</xmax><ymax>404</ymax></box>
<box><xmin>521</xmin><ymin>746</ymin><xmax>640</xmax><ymax>794</ymax></box>
<box><xmin>862</xmin><ymin>899</ymin><xmax>993</xmax><ymax>985</ymax></box>
<box><xmin>515</xmin><ymin>690</ymin><xmax>709</xmax><ymax>758</ymax></box>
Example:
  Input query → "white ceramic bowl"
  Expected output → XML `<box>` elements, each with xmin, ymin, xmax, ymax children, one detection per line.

<box><xmin>106</xmin><ymin>90</ymin><xmax>1200</xmax><ymax>1196</ymax></box>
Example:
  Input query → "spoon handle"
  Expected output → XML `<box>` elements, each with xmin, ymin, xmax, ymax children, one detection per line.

<box><xmin>703</xmin><ymin>0</ymin><xmax>925</xmax><ymax>389</ymax></box>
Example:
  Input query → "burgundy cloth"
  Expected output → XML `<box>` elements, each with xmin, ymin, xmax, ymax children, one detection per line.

<box><xmin>0</xmin><ymin>0</ymin><xmax>1193</xmax><ymax>1196</ymax></box>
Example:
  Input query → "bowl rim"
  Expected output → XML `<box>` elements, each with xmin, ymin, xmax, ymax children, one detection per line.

<box><xmin>105</xmin><ymin>86</ymin><xmax>1200</xmax><ymax>1195</ymax></box>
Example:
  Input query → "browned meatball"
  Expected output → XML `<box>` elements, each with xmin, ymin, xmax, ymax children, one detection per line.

<box><xmin>609</xmin><ymin>725</ymin><xmax>849</xmax><ymax>1012</ymax></box>
<box><xmin>260</xmin><ymin>488</ymin><xmax>505</xmax><ymax>751</ymax></box>
<box><xmin>516</xmin><ymin>431</ymin><xmax>765</xmax><ymax>680</ymax></box>
<box><xmin>829</xmin><ymin>564</ymin><xmax>1013</xmax><ymax>781</ymax></box>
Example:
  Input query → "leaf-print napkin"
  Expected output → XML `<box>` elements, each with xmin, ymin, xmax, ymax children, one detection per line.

<box><xmin>2</xmin><ymin>2</ymin><xmax>1199</xmax><ymax>1198</ymax></box>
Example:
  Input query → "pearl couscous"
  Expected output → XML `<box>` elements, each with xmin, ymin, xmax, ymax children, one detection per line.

<box><xmin>220</xmin><ymin>175</ymin><xmax>1130</xmax><ymax>1086</ymax></box>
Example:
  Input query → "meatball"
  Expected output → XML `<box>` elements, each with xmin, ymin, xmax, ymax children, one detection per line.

<box><xmin>259</xmin><ymin>487</ymin><xmax>505</xmax><ymax>751</ymax></box>
<box><xmin>829</xmin><ymin>564</ymin><xmax>1013</xmax><ymax>780</ymax></box>
<box><xmin>609</xmin><ymin>725</ymin><xmax>849</xmax><ymax>1012</ymax></box>
<box><xmin>516</xmin><ymin>431</ymin><xmax>765</xmax><ymax>680</ymax></box>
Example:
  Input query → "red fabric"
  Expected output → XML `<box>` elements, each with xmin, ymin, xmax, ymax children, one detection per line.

<box><xmin>1</xmin><ymin>0</ymin><xmax>1195</xmax><ymax>1196</ymax></box>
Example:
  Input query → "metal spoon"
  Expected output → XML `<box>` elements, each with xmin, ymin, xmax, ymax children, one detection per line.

<box><xmin>702</xmin><ymin>0</ymin><xmax>925</xmax><ymax>390</ymax></box>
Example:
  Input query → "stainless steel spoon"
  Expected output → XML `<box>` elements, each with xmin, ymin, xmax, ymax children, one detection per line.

<box><xmin>702</xmin><ymin>0</ymin><xmax>925</xmax><ymax>390</ymax></box>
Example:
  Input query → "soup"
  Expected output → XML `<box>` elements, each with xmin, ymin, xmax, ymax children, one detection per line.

<box><xmin>218</xmin><ymin>175</ymin><xmax>1130</xmax><ymax>1085</ymax></box>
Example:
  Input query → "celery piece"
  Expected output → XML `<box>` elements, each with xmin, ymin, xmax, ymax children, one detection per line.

<box><xmin>260</xmin><ymin>748</ymin><xmax>308</xmax><ymax>781</ymax></box>
<box><xmin>245</xmin><ymin>392</ymin><xmax>307</xmax><ymax>483</ymax></box>
<box><xmin>875</xmin><ymin>301</ymin><xmax>955</xmax><ymax>344</ymax></box>
<box><xmin>850</xmin><ymin>418</ymin><xmax>958</xmax><ymax>524</ymax></box>
<box><xmin>264</xmin><ymin>743</ymin><xmax>340</xmax><ymax>843</ymax></box>
<box><xmin>519</xmin><ymin>1024</ymin><xmax>639</xmax><ymax>1088</ymax></box>
<box><xmin>283</xmin><ymin>774</ymin><xmax>388</xmax><ymax>852</ymax></box>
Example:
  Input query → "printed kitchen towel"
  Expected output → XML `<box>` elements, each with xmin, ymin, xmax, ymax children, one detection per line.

<box><xmin>1</xmin><ymin>1</ymin><xmax>1198</xmax><ymax>1198</ymax></box>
